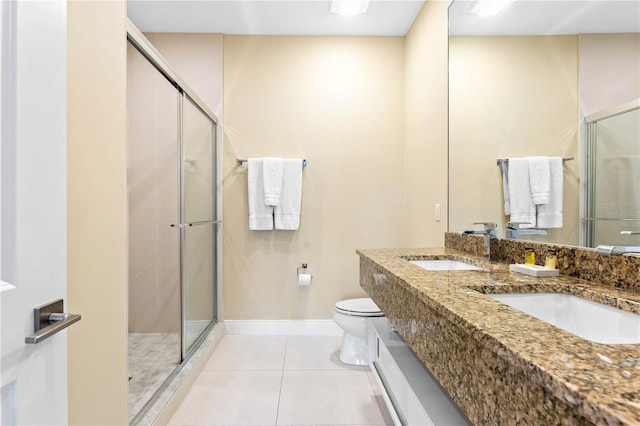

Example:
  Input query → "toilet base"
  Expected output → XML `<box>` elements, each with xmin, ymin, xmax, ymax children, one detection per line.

<box><xmin>339</xmin><ymin>332</ymin><xmax>370</xmax><ymax>366</ymax></box>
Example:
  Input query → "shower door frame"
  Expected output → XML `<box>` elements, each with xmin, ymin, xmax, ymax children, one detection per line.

<box><xmin>126</xmin><ymin>19</ymin><xmax>221</xmax><ymax>360</ymax></box>
<box><xmin>179</xmin><ymin>93</ymin><xmax>219</xmax><ymax>358</ymax></box>
<box><xmin>583</xmin><ymin>99</ymin><xmax>640</xmax><ymax>247</ymax></box>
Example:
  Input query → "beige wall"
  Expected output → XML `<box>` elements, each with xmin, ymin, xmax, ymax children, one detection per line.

<box><xmin>449</xmin><ymin>36</ymin><xmax>580</xmax><ymax>245</ymax></box>
<box><xmin>579</xmin><ymin>33</ymin><xmax>640</xmax><ymax>117</ymax></box>
<box><xmin>403</xmin><ymin>0</ymin><xmax>450</xmax><ymax>247</ymax></box>
<box><xmin>67</xmin><ymin>1</ymin><xmax>128</xmax><ymax>424</ymax></box>
<box><xmin>134</xmin><ymin>5</ymin><xmax>451</xmax><ymax>323</ymax></box>
<box><xmin>223</xmin><ymin>36</ymin><xmax>406</xmax><ymax>320</ymax></box>
<box><xmin>141</xmin><ymin>3</ymin><xmax>451</xmax><ymax>322</ymax></box>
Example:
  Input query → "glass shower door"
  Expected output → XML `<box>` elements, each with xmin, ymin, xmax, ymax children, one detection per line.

<box><xmin>127</xmin><ymin>41</ymin><xmax>182</xmax><ymax>420</ymax></box>
<box><xmin>181</xmin><ymin>94</ymin><xmax>217</xmax><ymax>356</ymax></box>
<box><xmin>585</xmin><ymin>104</ymin><xmax>640</xmax><ymax>247</ymax></box>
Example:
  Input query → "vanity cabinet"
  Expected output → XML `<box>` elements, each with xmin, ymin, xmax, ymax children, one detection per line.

<box><xmin>358</xmin><ymin>248</ymin><xmax>623</xmax><ymax>424</ymax></box>
<box><xmin>368</xmin><ymin>317</ymin><xmax>470</xmax><ymax>426</ymax></box>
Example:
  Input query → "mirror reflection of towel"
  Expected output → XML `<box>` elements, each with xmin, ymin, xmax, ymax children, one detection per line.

<box><xmin>528</xmin><ymin>156</ymin><xmax>550</xmax><ymax>205</ymax></box>
<box><xmin>537</xmin><ymin>157</ymin><xmax>563</xmax><ymax>228</ymax></box>
<box><xmin>499</xmin><ymin>161</ymin><xmax>510</xmax><ymax>215</ymax></box>
<box><xmin>508</xmin><ymin>158</ymin><xmax>536</xmax><ymax>228</ymax></box>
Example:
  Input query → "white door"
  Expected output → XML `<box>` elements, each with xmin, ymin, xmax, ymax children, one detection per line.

<box><xmin>1</xmin><ymin>1</ymin><xmax>71</xmax><ymax>424</ymax></box>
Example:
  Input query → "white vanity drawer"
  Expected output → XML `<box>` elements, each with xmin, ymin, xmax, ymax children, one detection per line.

<box><xmin>368</xmin><ymin>318</ymin><xmax>470</xmax><ymax>426</ymax></box>
<box><xmin>375</xmin><ymin>334</ymin><xmax>433</xmax><ymax>425</ymax></box>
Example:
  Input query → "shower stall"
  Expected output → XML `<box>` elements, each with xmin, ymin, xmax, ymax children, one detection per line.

<box><xmin>126</xmin><ymin>23</ymin><xmax>219</xmax><ymax>421</ymax></box>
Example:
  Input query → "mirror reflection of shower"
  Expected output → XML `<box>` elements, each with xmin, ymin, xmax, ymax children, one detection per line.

<box><xmin>126</xmin><ymin>31</ymin><xmax>218</xmax><ymax>423</ymax></box>
<box><xmin>584</xmin><ymin>99</ymin><xmax>640</xmax><ymax>248</ymax></box>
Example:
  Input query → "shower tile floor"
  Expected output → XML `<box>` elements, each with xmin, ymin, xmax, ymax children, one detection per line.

<box><xmin>169</xmin><ymin>335</ymin><xmax>393</xmax><ymax>426</ymax></box>
<box><xmin>128</xmin><ymin>332</ymin><xmax>181</xmax><ymax>422</ymax></box>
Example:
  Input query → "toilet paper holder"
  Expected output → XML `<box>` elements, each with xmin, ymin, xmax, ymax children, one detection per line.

<box><xmin>297</xmin><ymin>263</ymin><xmax>308</xmax><ymax>276</ymax></box>
<box><xmin>296</xmin><ymin>263</ymin><xmax>312</xmax><ymax>286</ymax></box>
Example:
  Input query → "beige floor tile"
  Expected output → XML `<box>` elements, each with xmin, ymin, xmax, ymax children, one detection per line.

<box><xmin>168</xmin><ymin>370</ymin><xmax>282</xmax><ymax>426</ymax></box>
<box><xmin>283</xmin><ymin>336</ymin><xmax>349</xmax><ymax>370</ymax></box>
<box><xmin>204</xmin><ymin>335</ymin><xmax>287</xmax><ymax>371</ymax></box>
<box><xmin>276</xmin><ymin>370</ymin><xmax>392</xmax><ymax>425</ymax></box>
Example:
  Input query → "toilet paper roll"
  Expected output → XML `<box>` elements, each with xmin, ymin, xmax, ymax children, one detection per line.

<box><xmin>297</xmin><ymin>273</ymin><xmax>312</xmax><ymax>286</ymax></box>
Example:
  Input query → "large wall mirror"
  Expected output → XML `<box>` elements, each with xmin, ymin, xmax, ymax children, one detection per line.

<box><xmin>448</xmin><ymin>0</ymin><xmax>640</xmax><ymax>248</ymax></box>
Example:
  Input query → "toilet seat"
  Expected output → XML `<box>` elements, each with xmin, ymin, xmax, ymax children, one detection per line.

<box><xmin>335</xmin><ymin>298</ymin><xmax>383</xmax><ymax>317</ymax></box>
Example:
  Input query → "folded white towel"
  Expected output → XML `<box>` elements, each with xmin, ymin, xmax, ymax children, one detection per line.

<box><xmin>263</xmin><ymin>157</ymin><xmax>284</xmax><ymax>206</ymax></box>
<box><xmin>499</xmin><ymin>160</ymin><xmax>510</xmax><ymax>215</ymax></box>
<box><xmin>528</xmin><ymin>156</ymin><xmax>551</xmax><ymax>205</ymax></box>
<box><xmin>248</xmin><ymin>158</ymin><xmax>273</xmax><ymax>230</ymax></box>
<box><xmin>508</xmin><ymin>158</ymin><xmax>536</xmax><ymax>228</ymax></box>
<box><xmin>537</xmin><ymin>157</ymin><xmax>563</xmax><ymax>228</ymax></box>
<box><xmin>275</xmin><ymin>159</ymin><xmax>303</xmax><ymax>230</ymax></box>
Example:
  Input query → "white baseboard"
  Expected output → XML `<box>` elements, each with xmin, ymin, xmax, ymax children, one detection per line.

<box><xmin>224</xmin><ymin>319</ymin><xmax>342</xmax><ymax>336</ymax></box>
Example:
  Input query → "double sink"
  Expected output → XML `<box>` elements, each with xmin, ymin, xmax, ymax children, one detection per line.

<box><xmin>408</xmin><ymin>257</ymin><xmax>640</xmax><ymax>345</ymax></box>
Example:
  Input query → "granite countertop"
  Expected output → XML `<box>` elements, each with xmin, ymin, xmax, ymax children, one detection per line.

<box><xmin>356</xmin><ymin>247</ymin><xmax>640</xmax><ymax>425</ymax></box>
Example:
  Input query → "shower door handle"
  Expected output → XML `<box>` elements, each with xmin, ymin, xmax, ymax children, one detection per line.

<box><xmin>186</xmin><ymin>220</ymin><xmax>221</xmax><ymax>227</ymax></box>
<box><xmin>171</xmin><ymin>220</ymin><xmax>220</xmax><ymax>228</ymax></box>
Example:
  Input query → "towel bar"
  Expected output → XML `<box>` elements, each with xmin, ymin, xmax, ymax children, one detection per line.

<box><xmin>236</xmin><ymin>158</ymin><xmax>307</xmax><ymax>167</ymax></box>
<box><xmin>496</xmin><ymin>157</ymin><xmax>573</xmax><ymax>166</ymax></box>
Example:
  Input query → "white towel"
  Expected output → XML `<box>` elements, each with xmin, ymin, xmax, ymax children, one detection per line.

<box><xmin>247</xmin><ymin>158</ymin><xmax>273</xmax><ymax>230</ymax></box>
<box><xmin>537</xmin><ymin>157</ymin><xmax>563</xmax><ymax>228</ymax></box>
<box><xmin>275</xmin><ymin>159</ymin><xmax>303</xmax><ymax>230</ymax></box>
<box><xmin>263</xmin><ymin>157</ymin><xmax>284</xmax><ymax>206</ymax></box>
<box><xmin>528</xmin><ymin>156</ymin><xmax>551</xmax><ymax>205</ymax></box>
<box><xmin>499</xmin><ymin>160</ymin><xmax>510</xmax><ymax>215</ymax></box>
<box><xmin>507</xmin><ymin>158</ymin><xmax>536</xmax><ymax>228</ymax></box>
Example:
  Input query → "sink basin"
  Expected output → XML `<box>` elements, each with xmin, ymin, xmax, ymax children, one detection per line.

<box><xmin>409</xmin><ymin>259</ymin><xmax>485</xmax><ymax>271</ymax></box>
<box><xmin>490</xmin><ymin>293</ymin><xmax>640</xmax><ymax>344</ymax></box>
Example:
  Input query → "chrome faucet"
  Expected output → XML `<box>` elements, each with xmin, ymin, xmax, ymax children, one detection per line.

<box><xmin>595</xmin><ymin>231</ymin><xmax>640</xmax><ymax>255</ymax></box>
<box><xmin>464</xmin><ymin>222</ymin><xmax>497</xmax><ymax>260</ymax></box>
<box><xmin>506</xmin><ymin>222</ymin><xmax>548</xmax><ymax>240</ymax></box>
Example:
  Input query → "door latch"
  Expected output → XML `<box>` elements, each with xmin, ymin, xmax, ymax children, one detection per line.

<box><xmin>25</xmin><ymin>299</ymin><xmax>81</xmax><ymax>344</ymax></box>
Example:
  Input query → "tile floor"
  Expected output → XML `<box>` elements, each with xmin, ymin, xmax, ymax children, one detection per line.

<box><xmin>169</xmin><ymin>335</ymin><xmax>394</xmax><ymax>426</ymax></box>
<box><xmin>128</xmin><ymin>332</ymin><xmax>181</xmax><ymax>422</ymax></box>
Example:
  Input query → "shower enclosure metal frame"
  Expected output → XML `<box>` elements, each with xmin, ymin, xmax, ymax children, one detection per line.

<box><xmin>126</xmin><ymin>16</ymin><xmax>219</xmax><ymax>364</ymax></box>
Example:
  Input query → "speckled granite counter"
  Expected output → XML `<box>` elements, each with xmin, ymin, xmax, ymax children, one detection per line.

<box><xmin>357</xmin><ymin>247</ymin><xmax>640</xmax><ymax>425</ymax></box>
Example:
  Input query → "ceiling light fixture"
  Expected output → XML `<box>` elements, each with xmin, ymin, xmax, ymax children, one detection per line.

<box><xmin>470</xmin><ymin>0</ymin><xmax>515</xmax><ymax>17</ymax></box>
<box><xmin>330</xmin><ymin>0</ymin><xmax>371</xmax><ymax>16</ymax></box>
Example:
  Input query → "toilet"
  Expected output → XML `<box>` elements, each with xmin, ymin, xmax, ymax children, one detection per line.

<box><xmin>333</xmin><ymin>298</ymin><xmax>383</xmax><ymax>366</ymax></box>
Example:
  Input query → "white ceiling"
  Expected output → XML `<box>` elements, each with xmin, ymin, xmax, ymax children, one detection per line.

<box><xmin>449</xmin><ymin>0</ymin><xmax>640</xmax><ymax>36</ymax></box>
<box><xmin>127</xmin><ymin>0</ymin><xmax>426</xmax><ymax>36</ymax></box>
<box><xmin>127</xmin><ymin>0</ymin><xmax>640</xmax><ymax>37</ymax></box>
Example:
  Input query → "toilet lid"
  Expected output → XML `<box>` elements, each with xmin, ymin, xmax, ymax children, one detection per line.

<box><xmin>335</xmin><ymin>298</ymin><xmax>383</xmax><ymax>316</ymax></box>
